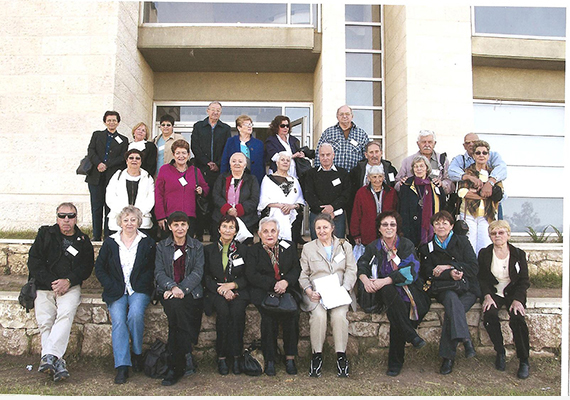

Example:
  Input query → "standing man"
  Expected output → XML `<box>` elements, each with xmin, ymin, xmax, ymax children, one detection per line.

<box><xmin>86</xmin><ymin>111</ymin><xmax>128</xmax><ymax>241</ymax></box>
<box><xmin>28</xmin><ymin>203</ymin><xmax>94</xmax><ymax>382</ymax></box>
<box><xmin>154</xmin><ymin>114</ymin><xmax>185</xmax><ymax>176</ymax></box>
<box><xmin>304</xmin><ymin>143</ymin><xmax>351</xmax><ymax>239</ymax></box>
<box><xmin>395</xmin><ymin>130</ymin><xmax>454</xmax><ymax>195</ymax></box>
<box><xmin>191</xmin><ymin>101</ymin><xmax>231</xmax><ymax>241</ymax></box>
<box><xmin>315</xmin><ymin>105</ymin><xmax>369</xmax><ymax>173</ymax></box>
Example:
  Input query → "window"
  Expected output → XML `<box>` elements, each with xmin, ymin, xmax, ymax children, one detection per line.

<box><xmin>345</xmin><ymin>4</ymin><xmax>384</xmax><ymax>141</ymax></box>
<box><xmin>473</xmin><ymin>6</ymin><xmax>566</xmax><ymax>39</ymax></box>
<box><xmin>473</xmin><ymin>101</ymin><xmax>564</xmax><ymax>232</ymax></box>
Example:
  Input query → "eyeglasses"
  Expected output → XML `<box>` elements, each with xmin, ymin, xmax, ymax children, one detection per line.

<box><xmin>279</xmin><ymin>124</ymin><xmax>290</xmax><ymax>129</ymax></box>
<box><xmin>57</xmin><ymin>213</ymin><xmax>76</xmax><ymax>219</ymax></box>
<box><xmin>490</xmin><ymin>230</ymin><xmax>508</xmax><ymax>236</ymax></box>
<box><xmin>380</xmin><ymin>222</ymin><xmax>397</xmax><ymax>228</ymax></box>
<box><xmin>474</xmin><ymin>151</ymin><xmax>489</xmax><ymax>156</ymax></box>
<box><xmin>128</xmin><ymin>156</ymin><xmax>141</xmax><ymax>160</ymax></box>
<box><xmin>338</xmin><ymin>113</ymin><xmax>351</xmax><ymax>118</ymax></box>
<box><xmin>242</xmin><ymin>123</ymin><xmax>253</xmax><ymax>128</ymax></box>
<box><xmin>160</xmin><ymin>123</ymin><xmax>172</xmax><ymax>127</ymax></box>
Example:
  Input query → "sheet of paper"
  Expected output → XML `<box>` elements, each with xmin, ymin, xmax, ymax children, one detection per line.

<box><xmin>313</xmin><ymin>274</ymin><xmax>351</xmax><ymax>310</ymax></box>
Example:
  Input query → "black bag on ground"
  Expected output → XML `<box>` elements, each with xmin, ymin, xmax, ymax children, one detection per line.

<box><xmin>242</xmin><ymin>342</ymin><xmax>263</xmax><ymax>376</ymax></box>
<box><xmin>144</xmin><ymin>339</ymin><xmax>169</xmax><ymax>379</ymax></box>
<box><xmin>18</xmin><ymin>278</ymin><xmax>37</xmax><ymax>313</ymax></box>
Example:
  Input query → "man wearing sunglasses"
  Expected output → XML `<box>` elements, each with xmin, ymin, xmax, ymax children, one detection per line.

<box><xmin>27</xmin><ymin>203</ymin><xmax>94</xmax><ymax>382</ymax></box>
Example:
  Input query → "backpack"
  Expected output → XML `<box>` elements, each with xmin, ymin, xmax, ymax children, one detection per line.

<box><xmin>143</xmin><ymin>339</ymin><xmax>169</xmax><ymax>379</ymax></box>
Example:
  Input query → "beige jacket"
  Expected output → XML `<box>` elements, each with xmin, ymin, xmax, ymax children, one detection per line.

<box><xmin>299</xmin><ymin>237</ymin><xmax>357</xmax><ymax>312</ymax></box>
<box><xmin>154</xmin><ymin>132</ymin><xmax>186</xmax><ymax>169</ymax></box>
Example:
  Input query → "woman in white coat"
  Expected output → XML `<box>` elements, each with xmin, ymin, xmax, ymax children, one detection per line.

<box><xmin>106</xmin><ymin>149</ymin><xmax>155</xmax><ymax>237</ymax></box>
<box><xmin>299</xmin><ymin>213</ymin><xmax>357</xmax><ymax>378</ymax></box>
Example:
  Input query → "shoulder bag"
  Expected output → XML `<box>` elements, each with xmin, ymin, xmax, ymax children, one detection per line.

<box><xmin>194</xmin><ymin>167</ymin><xmax>210</xmax><ymax>216</ymax></box>
<box><xmin>18</xmin><ymin>277</ymin><xmax>37</xmax><ymax>313</ymax></box>
<box><xmin>76</xmin><ymin>155</ymin><xmax>93</xmax><ymax>175</ymax></box>
<box><xmin>261</xmin><ymin>291</ymin><xmax>298</xmax><ymax>313</ymax></box>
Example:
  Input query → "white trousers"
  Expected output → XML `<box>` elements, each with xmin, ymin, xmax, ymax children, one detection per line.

<box><xmin>34</xmin><ymin>285</ymin><xmax>81</xmax><ymax>358</ymax></box>
<box><xmin>463</xmin><ymin>214</ymin><xmax>491</xmax><ymax>256</ymax></box>
<box><xmin>309</xmin><ymin>304</ymin><xmax>349</xmax><ymax>353</ymax></box>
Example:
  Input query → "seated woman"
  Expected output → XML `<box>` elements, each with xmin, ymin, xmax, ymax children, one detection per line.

<box><xmin>418</xmin><ymin>211</ymin><xmax>481</xmax><ymax>375</ymax></box>
<box><xmin>478</xmin><ymin>220</ymin><xmax>530</xmax><ymax>379</ymax></box>
<box><xmin>399</xmin><ymin>155</ymin><xmax>446</xmax><ymax>247</ymax></box>
<box><xmin>357</xmin><ymin>211</ymin><xmax>429</xmax><ymax>377</ymax></box>
<box><xmin>154</xmin><ymin>211</ymin><xmax>204</xmax><ymax>386</ymax></box>
<box><xmin>457</xmin><ymin>140</ymin><xmax>504</xmax><ymax>255</ymax></box>
<box><xmin>106</xmin><ymin>149</ymin><xmax>155</xmax><ymax>238</ymax></box>
<box><xmin>94</xmin><ymin>206</ymin><xmax>155</xmax><ymax>384</ymax></box>
<box><xmin>299</xmin><ymin>213</ymin><xmax>357</xmax><ymax>378</ymax></box>
<box><xmin>155</xmin><ymin>139</ymin><xmax>209</xmax><ymax>239</ymax></box>
<box><xmin>350</xmin><ymin>166</ymin><xmax>398</xmax><ymax>246</ymax></box>
<box><xmin>128</xmin><ymin>122</ymin><xmax>157</xmax><ymax>177</ymax></box>
<box><xmin>203</xmin><ymin>215</ymin><xmax>250</xmax><ymax>375</ymax></box>
<box><xmin>212</xmin><ymin>152</ymin><xmax>260</xmax><ymax>244</ymax></box>
<box><xmin>245</xmin><ymin>217</ymin><xmax>301</xmax><ymax>376</ymax></box>
<box><xmin>258</xmin><ymin>151</ymin><xmax>305</xmax><ymax>242</ymax></box>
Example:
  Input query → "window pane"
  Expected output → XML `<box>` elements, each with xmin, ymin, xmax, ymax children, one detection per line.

<box><xmin>221</xmin><ymin>106</ymin><xmax>282</xmax><ymax>126</ymax></box>
<box><xmin>474</xmin><ymin>103</ymin><xmax>565</xmax><ymax>136</ymax></box>
<box><xmin>503</xmin><ymin>197</ymin><xmax>563</xmax><ymax>232</ymax></box>
<box><xmin>478</xmin><ymin>134</ymin><xmax>563</xmax><ymax>167</ymax></box>
<box><xmin>346</xmin><ymin>53</ymin><xmax>382</xmax><ymax>78</ymax></box>
<box><xmin>351</xmin><ymin>109</ymin><xmax>382</xmax><ymax>137</ymax></box>
<box><xmin>346</xmin><ymin>25</ymin><xmax>382</xmax><ymax>50</ymax></box>
<box><xmin>499</xmin><ymin>166</ymin><xmax>563</xmax><ymax>198</ymax></box>
<box><xmin>474</xmin><ymin>6</ymin><xmax>566</xmax><ymax>38</ymax></box>
<box><xmin>285</xmin><ymin>107</ymin><xmax>311</xmax><ymax>130</ymax></box>
<box><xmin>346</xmin><ymin>81</ymin><xmax>382</xmax><ymax>107</ymax></box>
<box><xmin>345</xmin><ymin>5</ymin><xmax>381</xmax><ymax>23</ymax></box>
<box><xmin>291</xmin><ymin>4</ymin><xmax>311</xmax><ymax>24</ymax></box>
<box><xmin>156</xmin><ymin>106</ymin><xmax>181</xmax><ymax>122</ymax></box>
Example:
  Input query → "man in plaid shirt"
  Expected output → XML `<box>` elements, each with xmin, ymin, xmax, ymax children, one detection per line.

<box><xmin>315</xmin><ymin>105</ymin><xmax>369</xmax><ymax>172</ymax></box>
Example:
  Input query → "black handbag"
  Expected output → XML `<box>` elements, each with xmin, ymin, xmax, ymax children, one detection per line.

<box><xmin>423</xmin><ymin>276</ymin><xmax>469</xmax><ymax>298</ymax></box>
<box><xmin>261</xmin><ymin>292</ymin><xmax>298</xmax><ymax>313</ymax></box>
<box><xmin>194</xmin><ymin>166</ymin><xmax>210</xmax><ymax>216</ymax></box>
<box><xmin>143</xmin><ymin>339</ymin><xmax>169</xmax><ymax>379</ymax></box>
<box><xmin>76</xmin><ymin>155</ymin><xmax>93</xmax><ymax>175</ymax></box>
<box><xmin>18</xmin><ymin>278</ymin><xmax>37</xmax><ymax>313</ymax></box>
<box><xmin>241</xmin><ymin>342</ymin><xmax>263</xmax><ymax>376</ymax></box>
<box><xmin>356</xmin><ymin>280</ymin><xmax>384</xmax><ymax>314</ymax></box>
<box><xmin>294</xmin><ymin>157</ymin><xmax>312</xmax><ymax>178</ymax></box>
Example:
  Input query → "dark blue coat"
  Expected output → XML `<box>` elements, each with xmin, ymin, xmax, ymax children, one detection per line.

<box><xmin>220</xmin><ymin>135</ymin><xmax>265</xmax><ymax>185</ymax></box>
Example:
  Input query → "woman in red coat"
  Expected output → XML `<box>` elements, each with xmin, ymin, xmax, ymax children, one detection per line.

<box><xmin>350</xmin><ymin>166</ymin><xmax>398</xmax><ymax>245</ymax></box>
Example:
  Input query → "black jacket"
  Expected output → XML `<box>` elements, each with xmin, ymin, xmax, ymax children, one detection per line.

<box><xmin>245</xmin><ymin>240</ymin><xmax>301</xmax><ymax>306</ymax></box>
<box><xmin>27</xmin><ymin>224</ymin><xmax>94</xmax><ymax>291</ymax></box>
<box><xmin>418</xmin><ymin>233</ymin><xmax>481</xmax><ymax>298</ymax></box>
<box><xmin>212</xmin><ymin>172</ymin><xmax>260</xmax><ymax>228</ymax></box>
<box><xmin>478</xmin><ymin>243</ymin><xmax>529</xmax><ymax>305</ymax></box>
<box><xmin>94</xmin><ymin>235</ymin><xmax>156</xmax><ymax>304</ymax></box>
<box><xmin>85</xmin><ymin>129</ymin><xmax>129</xmax><ymax>185</ymax></box>
<box><xmin>303</xmin><ymin>166</ymin><xmax>351</xmax><ymax>214</ymax></box>
<box><xmin>191</xmin><ymin>117</ymin><xmax>231</xmax><ymax>181</ymax></box>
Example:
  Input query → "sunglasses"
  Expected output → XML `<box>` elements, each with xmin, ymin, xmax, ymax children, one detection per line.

<box><xmin>128</xmin><ymin>156</ymin><xmax>141</xmax><ymax>160</ymax></box>
<box><xmin>279</xmin><ymin>124</ymin><xmax>290</xmax><ymax>128</ymax></box>
<box><xmin>380</xmin><ymin>222</ymin><xmax>397</xmax><ymax>228</ymax></box>
<box><xmin>160</xmin><ymin>123</ymin><xmax>172</xmax><ymax>127</ymax></box>
<box><xmin>474</xmin><ymin>151</ymin><xmax>489</xmax><ymax>156</ymax></box>
<box><xmin>57</xmin><ymin>213</ymin><xmax>77</xmax><ymax>219</ymax></box>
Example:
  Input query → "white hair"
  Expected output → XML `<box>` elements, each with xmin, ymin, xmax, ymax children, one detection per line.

<box><xmin>417</xmin><ymin>129</ymin><xmax>436</xmax><ymax>142</ymax></box>
<box><xmin>367</xmin><ymin>165</ymin><xmax>385</xmax><ymax>177</ymax></box>
<box><xmin>258</xmin><ymin>217</ymin><xmax>280</xmax><ymax>233</ymax></box>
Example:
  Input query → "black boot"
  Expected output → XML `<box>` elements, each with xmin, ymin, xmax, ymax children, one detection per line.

<box><xmin>217</xmin><ymin>358</ymin><xmax>229</xmax><ymax>375</ymax></box>
<box><xmin>517</xmin><ymin>359</ymin><xmax>530</xmax><ymax>379</ymax></box>
<box><xmin>114</xmin><ymin>366</ymin><xmax>129</xmax><ymax>384</ymax></box>
<box><xmin>131</xmin><ymin>353</ymin><xmax>144</xmax><ymax>373</ymax></box>
<box><xmin>185</xmin><ymin>352</ymin><xmax>196</xmax><ymax>376</ymax></box>
<box><xmin>463</xmin><ymin>340</ymin><xmax>476</xmax><ymax>359</ymax></box>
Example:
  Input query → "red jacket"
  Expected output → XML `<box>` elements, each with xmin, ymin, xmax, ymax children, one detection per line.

<box><xmin>350</xmin><ymin>185</ymin><xmax>398</xmax><ymax>245</ymax></box>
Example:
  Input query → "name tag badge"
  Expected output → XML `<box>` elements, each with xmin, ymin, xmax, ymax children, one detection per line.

<box><xmin>115</xmin><ymin>136</ymin><xmax>123</xmax><ymax>144</ymax></box>
<box><xmin>393</xmin><ymin>255</ymin><xmax>401</xmax><ymax>265</ymax></box>
<box><xmin>434</xmin><ymin>186</ymin><xmax>441</xmax><ymax>195</ymax></box>
<box><xmin>173</xmin><ymin>249</ymin><xmax>184</xmax><ymax>261</ymax></box>
<box><xmin>431</xmin><ymin>169</ymin><xmax>440</xmax><ymax>177</ymax></box>
<box><xmin>67</xmin><ymin>246</ymin><xmax>78</xmax><ymax>256</ymax></box>
<box><xmin>233</xmin><ymin>257</ymin><xmax>244</xmax><ymax>266</ymax></box>
<box><xmin>158</xmin><ymin>145</ymin><xmax>165</xmax><ymax>151</ymax></box>
<box><xmin>332</xmin><ymin>178</ymin><xmax>341</xmax><ymax>186</ymax></box>
<box><xmin>333</xmin><ymin>209</ymin><xmax>344</xmax><ymax>216</ymax></box>
<box><xmin>428</xmin><ymin>242</ymin><xmax>434</xmax><ymax>253</ymax></box>
<box><xmin>179</xmin><ymin>177</ymin><xmax>188</xmax><ymax>186</ymax></box>
<box><xmin>514</xmin><ymin>262</ymin><xmax>520</xmax><ymax>273</ymax></box>
<box><xmin>334</xmin><ymin>253</ymin><xmax>345</xmax><ymax>264</ymax></box>
<box><xmin>350</xmin><ymin>139</ymin><xmax>359</xmax><ymax>147</ymax></box>
<box><xmin>280</xmin><ymin>240</ymin><xmax>290</xmax><ymax>249</ymax></box>
<box><xmin>388</xmin><ymin>173</ymin><xmax>395</xmax><ymax>182</ymax></box>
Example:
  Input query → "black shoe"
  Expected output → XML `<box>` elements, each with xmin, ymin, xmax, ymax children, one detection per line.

<box><xmin>336</xmin><ymin>355</ymin><xmax>349</xmax><ymax>378</ymax></box>
<box><xmin>517</xmin><ymin>360</ymin><xmax>530</xmax><ymax>379</ymax></box>
<box><xmin>285</xmin><ymin>359</ymin><xmax>297</xmax><ymax>375</ymax></box>
<box><xmin>161</xmin><ymin>369</ymin><xmax>181</xmax><ymax>386</ymax></box>
<box><xmin>217</xmin><ymin>359</ymin><xmax>229</xmax><ymax>375</ymax></box>
<box><xmin>232</xmin><ymin>357</ymin><xmax>242</xmax><ymax>375</ymax></box>
<box><xmin>114</xmin><ymin>366</ymin><xmax>129</xmax><ymax>384</ymax></box>
<box><xmin>309</xmin><ymin>353</ymin><xmax>322</xmax><ymax>378</ymax></box>
<box><xmin>185</xmin><ymin>353</ymin><xmax>196</xmax><ymax>376</ymax></box>
<box><xmin>53</xmin><ymin>358</ymin><xmax>70</xmax><ymax>382</ymax></box>
<box><xmin>131</xmin><ymin>353</ymin><xmax>144</xmax><ymax>373</ymax></box>
<box><xmin>440</xmin><ymin>358</ymin><xmax>454</xmax><ymax>375</ymax></box>
<box><xmin>38</xmin><ymin>354</ymin><xmax>57</xmax><ymax>375</ymax></box>
<box><xmin>463</xmin><ymin>340</ymin><xmax>476</xmax><ymax>359</ymax></box>
<box><xmin>495</xmin><ymin>353</ymin><xmax>506</xmax><ymax>371</ymax></box>
<box><xmin>386</xmin><ymin>366</ymin><xmax>401</xmax><ymax>377</ymax></box>
<box><xmin>264</xmin><ymin>361</ymin><xmax>276</xmax><ymax>376</ymax></box>
<box><xmin>411</xmin><ymin>336</ymin><xmax>426</xmax><ymax>349</ymax></box>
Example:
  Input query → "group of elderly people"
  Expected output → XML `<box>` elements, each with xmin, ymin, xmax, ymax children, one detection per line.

<box><xmin>81</xmin><ymin>109</ymin><xmax>529</xmax><ymax>387</ymax></box>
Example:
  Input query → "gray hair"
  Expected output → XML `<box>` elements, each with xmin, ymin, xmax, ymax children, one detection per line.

<box><xmin>367</xmin><ymin>165</ymin><xmax>385</xmax><ymax>177</ymax></box>
<box><xmin>56</xmin><ymin>202</ymin><xmax>77</xmax><ymax>214</ymax></box>
<box><xmin>417</xmin><ymin>129</ymin><xmax>436</xmax><ymax>142</ymax></box>
<box><xmin>365</xmin><ymin>140</ymin><xmax>382</xmax><ymax>152</ymax></box>
<box><xmin>318</xmin><ymin>142</ymin><xmax>334</xmax><ymax>153</ymax></box>
<box><xmin>208</xmin><ymin>101</ymin><xmax>222</xmax><ymax>109</ymax></box>
<box><xmin>336</xmin><ymin>105</ymin><xmax>353</xmax><ymax>115</ymax></box>
<box><xmin>258</xmin><ymin>216</ymin><xmax>280</xmax><ymax>233</ymax></box>
<box><xmin>116</xmin><ymin>205</ymin><xmax>143</xmax><ymax>228</ymax></box>
<box><xmin>277</xmin><ymin>151</ymin><xmax>292</xmax><ymax>161</ymax></box>
<box><xmin>411</xmin><ymin>155</ymin><xmax>432</xmax><ymax>177</ymax></box>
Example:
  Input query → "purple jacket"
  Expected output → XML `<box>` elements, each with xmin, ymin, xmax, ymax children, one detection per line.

<box><xmin>155</xmin><ymin>160</ymin><xmax>209</xmax><ymax>221</ymax></box>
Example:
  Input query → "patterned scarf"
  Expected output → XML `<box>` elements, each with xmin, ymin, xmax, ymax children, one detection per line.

<box><xmin>263</xmin><ymin>244</ymin><xmax>281</xmax><ymax>281</ymax></box>
<box><xmin>218</xmin><ymin>239</ymin><xmax>238</xmax><ymax>276</ymax></box>
<box><xmin>379</xmin><ymin>238</ymin><xmax>419</xmax><ymax>321</ymax></box>
<box><xmin>413</xmin><ymin>176</ymin><xmax>434</xmax><ymax>245</ymax></box>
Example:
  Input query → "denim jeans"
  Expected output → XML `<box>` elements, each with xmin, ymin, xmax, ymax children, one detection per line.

<box><xmin>107</xmin><ymin>292</ymin><xmax>151</xmax><ymax>368</ymax></box>
<box><xmin>309</xmin><ymin>212</ymin><xmax>346</xmax><ymax>240</ymax></box>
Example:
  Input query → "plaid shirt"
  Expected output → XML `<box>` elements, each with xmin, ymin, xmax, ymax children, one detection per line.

<box><xmin>315</xmin><ymin>122</ymin><xmax>369</xmax><ymax>172</ymax></box>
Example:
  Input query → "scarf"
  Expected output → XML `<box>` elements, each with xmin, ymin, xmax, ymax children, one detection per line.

<box><xmin>218</xmin><ymin>239</ymin><xmax>238</xmax><ymax>276</ymax></box>
<box><xmin>379</xmin><ymin>238</ymin><xmax>419</xmax><ymax>321</ymax></box>
<box><xmin>434</xmin><ymin>230</ymin><xmax>454</xmax><ymax>250</ymax></box>
<box><xmin>263</xmin><ymin>244</ymin><xmax>281</xmax><ymax>281</ymax></box>
<box><xmin>459</xmin><ymin>164</ymin><xmax>500</xmax><ymax>223</ymax></box>
<box><xmin>227</xmin><ymin>177</ymin><xmax>244</xmax><ymax>207</ymax></box>
<box><xmin>413</xmin><ymin>176</ymin><xmax>434</xmax><ymax>245</ymax></box>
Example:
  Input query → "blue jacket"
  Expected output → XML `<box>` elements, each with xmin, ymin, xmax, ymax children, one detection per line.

<box><xmin>220</xmin><ymin>135</ymin><xmax>265</xmax><ymax>185</ymax></box>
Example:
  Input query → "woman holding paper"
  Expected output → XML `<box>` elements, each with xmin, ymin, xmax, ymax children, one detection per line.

<box><xmin>357</xmin><ymin>210</ymin><xmax>430</xmax><ymax>377</ymax></box>
<box><xmin>299</xmin><ymin>213</ymin><xmax>357</xmax><ymax>378</ymax></box>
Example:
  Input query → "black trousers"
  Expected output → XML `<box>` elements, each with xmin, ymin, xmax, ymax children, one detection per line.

<box><xmin>483</xmin><ymin>293</ymin><xmax>529</xmax><ymax>360</ymax></box>
<box><xmin>212</xmin><ymin>295</ymin><xmax>248</xmax><ymax>358</ymax></box>
<box><xmin>381</xmin><ymin>284</ymin><xmax>429</xmax><ymax>370</ymax></box>
<box><xmin>256</xmin><ymin>306</ymin><xmax>299</xmax><ymax>362</ymax></box>
<box><xmin>436</xmin><ymin>290</ymin><xmax>477</xmax><ymax>360</ymax></box>
<box><xmin>160</xmin><ymin>295</ymin><xmax>204</xmax><ymax>374</ymax></box>
<box><xmin>88</xmin><ymin>172</ymin><xmax>110</xmax><ymax>240</ymax></box>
